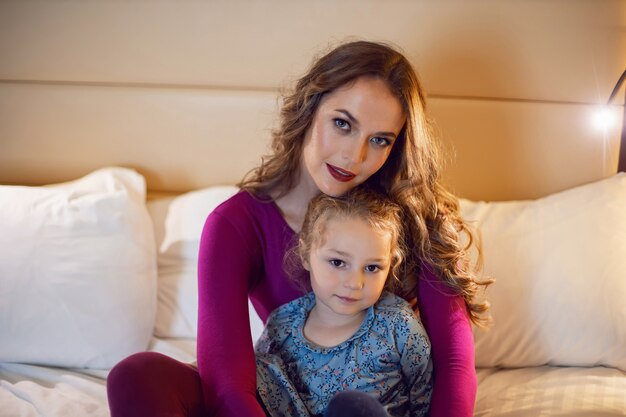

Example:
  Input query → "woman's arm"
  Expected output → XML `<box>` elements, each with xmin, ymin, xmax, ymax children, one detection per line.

<box><xmin>417</xmin><ymin>267</ymin><xmax>476</xmax><ymax>417</ymax></box>
<box><xmin>196</xmin><ymin>210</ymin><xmax>266</xmax><ymax>417</ymax></box>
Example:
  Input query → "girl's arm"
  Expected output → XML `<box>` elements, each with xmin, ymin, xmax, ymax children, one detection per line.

<box><xmin>196</xmin><ymin>210</ymin><xmax>266</xmax><ymax>417</ymax></box>
<box><xmin>417</xmin><ymin>267</ymin><xmax>477</xmax><ymax>417</ymax></box>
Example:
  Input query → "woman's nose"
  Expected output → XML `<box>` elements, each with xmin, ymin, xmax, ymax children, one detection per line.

<box><xmin>342</xmin><ymin>137</ymin><xmax>368</xmax><ymax>164</ymax></box>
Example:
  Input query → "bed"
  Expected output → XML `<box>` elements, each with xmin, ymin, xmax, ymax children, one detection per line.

<box><xmin>1</xmin><ymin>1</ymin><xmax>625</xmax><ymax>416</ymax></box>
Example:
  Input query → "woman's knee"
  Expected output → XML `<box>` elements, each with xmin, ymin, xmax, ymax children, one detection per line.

<box><xmin>108</xmin><ymin>352</ymin><xmax>166</xmax><ymax>391</ymax></box>
<box><xmin>107</xmin><ymin>352</ymin><xmax>204</xmax><ymax>417</ymax></box>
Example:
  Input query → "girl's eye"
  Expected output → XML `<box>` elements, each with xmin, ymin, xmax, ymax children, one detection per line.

<box><xmin>370</xmin><ymin>136</ymin><xmax>391</xmax><ymax>147</ymax></box>
<box><xmin>365</xmin><ymin>265</ymin><xmax>381</xmax><ymax>273</ymax></box>
<box><xmin>333</xmin><ymin>118</ymin><xmax>350</xmax><ymax>131</ymax></box>
<box><xmin>329</xmin><ymin>259</ymin><xmax>346</xmax><ymax>268</ymax></box>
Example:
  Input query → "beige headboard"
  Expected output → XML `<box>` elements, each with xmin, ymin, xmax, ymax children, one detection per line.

<box><xmin>1</xmin><ymin>0</ymin><xmax>624</xmax><ymax>201</ymax></box>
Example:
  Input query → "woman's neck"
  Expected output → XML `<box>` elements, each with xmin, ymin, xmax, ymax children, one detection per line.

<box><xmin>272</xmin><ymin>171</ymin><xmax>320</xmax><ymax>233</ymax></box>
<box><xmin>273</xmin><ymin>193</ymin><xmax>309</xmax><ymax>233</ymax></box>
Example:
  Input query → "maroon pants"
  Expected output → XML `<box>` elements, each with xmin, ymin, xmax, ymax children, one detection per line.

<box><xmin>107</xmin><ymin>352</ymin><xmax>206</xmax><ymax>417</ymax></box>
<box><xmin>107</xmin><ymin>352</ymin><xmax>388</xmax><ymax>417</ymax></box>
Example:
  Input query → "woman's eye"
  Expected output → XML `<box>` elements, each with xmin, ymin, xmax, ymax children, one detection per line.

<box><xmin>329</xmin><ymin>259</ymin><xmax>345</xmax><ymax>268</ymax></box>
<box><xmin>370</xmin><ymin>137</ymin><xmax>391</xmax><ymax>147</ymax></box>
<box><xmin>333</xmin><ymin>118</ymin><xmax>350</xmax><ymax>131</ymax></box>
<box><xmin>365</xmin><ymin>265</ymin><xmax>381</xmax><ymax>273</ymax></box>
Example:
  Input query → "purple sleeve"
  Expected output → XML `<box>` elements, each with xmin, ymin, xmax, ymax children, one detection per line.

<box><xmin>418</xmin><ymin>267</ymin><xmax>476</xmax><ymax>417</ymax></box>
<box><xmin>196</xmin><ymin>210</ymin><xmax>266</xmax><ymax>417</ymax></box>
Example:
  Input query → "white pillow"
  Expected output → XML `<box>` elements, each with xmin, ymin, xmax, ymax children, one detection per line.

<box><xmin>0</xmin><ymin>167</ymin><xmax>157</xmax><ymax>369</ymax></box>
<box><xmin>462</xmin><ymin>173</ymin><xmax>626</xmax><ymax>370</ymax></box>
<box><xmin>148</xmin><ymin>186</ymin><xmax>264</xmax><ymax>342</ymax></box>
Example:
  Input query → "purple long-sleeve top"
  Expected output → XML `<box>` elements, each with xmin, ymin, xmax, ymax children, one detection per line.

<box><xmin>197</xmin><ymin>191</ymin><xmax>476</xmax><ymax>417</ymax></box>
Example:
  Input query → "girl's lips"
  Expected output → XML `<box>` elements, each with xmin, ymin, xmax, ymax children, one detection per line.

<box><xmin>326</xmin><ymin>164</ymin><xmax>356</xmax><ymax>182</ymax></box>
<box><xmin>336</xmin><ymin>295</ymin><xmax>359</xmax><ymax>303</ymax></box>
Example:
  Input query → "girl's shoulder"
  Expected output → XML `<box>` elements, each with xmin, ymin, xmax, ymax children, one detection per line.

<box><xmin>375</xmin><ymin>292</ymin><xmax>425</xmax><ymax>333</ymax></box>
<box><xmin>266</xmin><ymin>292</ymin><xmax>314</xmax><ymax>325</ymax></box>
<box><xmin>374</xmin><ymin>293</ymin><xmax>431</xmax><ymax>357</ymax></box>
<box><xmin>375</xmin><ymin>291</ymin><xmax>412</xmax><ymax>314</ymax></box>
<box><xmin>258</xmin><ymin>293</ymin><xmax>313</xmax><ymax>349</ymax></box>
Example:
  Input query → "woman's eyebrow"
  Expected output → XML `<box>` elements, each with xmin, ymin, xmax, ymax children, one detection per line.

<box><xmin>336</xmin><ymin>109</ymin><xmax>398</xmax><ymax>139</ymax></box>
<box><xmin>336</xmin><ymin>109</ymin><xmax>358</xmax><ymax>125</ymax></box>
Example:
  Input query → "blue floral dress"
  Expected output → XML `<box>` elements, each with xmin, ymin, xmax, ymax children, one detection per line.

<box><xmin>255</xmin><ymin>291</ymin><xmax>433</xmax><ymax>417</ymax></box>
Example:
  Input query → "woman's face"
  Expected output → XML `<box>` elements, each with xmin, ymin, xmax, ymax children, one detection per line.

<box><xmin>300</xmin><ymin>76</ymin><xmax>406</xmax><ymax>197</ymax></box>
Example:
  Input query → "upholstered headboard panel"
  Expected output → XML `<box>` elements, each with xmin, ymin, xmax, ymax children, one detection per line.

<box><xmin>1</xmin><ymin>1</ymin><xmax>624</xmax><ymax>201</ymax></box>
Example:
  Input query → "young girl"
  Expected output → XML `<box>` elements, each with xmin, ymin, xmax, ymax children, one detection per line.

<box><xmin>255</xmin><ymin>188</ymin><xmax>432</xmax><ymax>417</ymax></box>
<box><xmin>107</xmin><ymin>40</ymin><xmax>491</xmax><ymax>417</ymax></box>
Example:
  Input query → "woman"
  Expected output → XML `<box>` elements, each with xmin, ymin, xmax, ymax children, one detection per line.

<box><xmin>107</xmin><ymin>40</ymin><xmax>490</xmax><ymax>417</ymax></box>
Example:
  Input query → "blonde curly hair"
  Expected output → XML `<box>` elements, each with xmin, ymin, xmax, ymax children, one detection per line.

<box><xmin>297</xmin><ymin>187</ymin><xmax>406</xmax><ymax>293</ymax></box>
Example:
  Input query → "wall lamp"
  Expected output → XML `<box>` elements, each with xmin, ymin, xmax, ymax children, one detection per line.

<box><xmin>607</xmin><ymin>70</ymin><xmax>626</xmax><ymax>172</ymax></box>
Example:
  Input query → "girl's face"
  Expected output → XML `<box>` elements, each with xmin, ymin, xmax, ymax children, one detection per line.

<box><xmin>299</xmin><ymin>76</ymin><xmax>405</xmax><ymax>198</ymax></box>
<box><xmin>305</xmin><ymin>216</ymin><xmax>392</xmax><ymax>322</ymax></box>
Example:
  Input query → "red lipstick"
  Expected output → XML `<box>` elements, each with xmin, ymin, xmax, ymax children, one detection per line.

<box><xmin>326</xmin><ymin>164</ymin><xmax>355</xmax><ymax>182</ymax></box>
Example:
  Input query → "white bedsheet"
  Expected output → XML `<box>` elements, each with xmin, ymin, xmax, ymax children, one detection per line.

<box><xmin>476</xmin><ymin>366</ymin><xmax>626</xmax><ymax>416</ymax></box>
<box><xmin>0</xmin><ymin>338</ymin><xmax>196</xmax><ymax>417</ymax></box>
<box><xmin>3</xmin><ymin>349</ymin><xmax>626</xmax><ymax>417</ymax></box>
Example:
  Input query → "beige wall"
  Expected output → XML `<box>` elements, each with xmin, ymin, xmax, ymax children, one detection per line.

<box><xmin>1</xmin><ymin>0</ymin><xmax>625</xmax><ymax>200</ymax></box>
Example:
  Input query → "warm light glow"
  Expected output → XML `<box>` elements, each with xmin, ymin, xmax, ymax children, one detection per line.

<box><xmin>592</xmin><ymin>106</ymin><xmax>620</xmax><ymax>131</ymax></box>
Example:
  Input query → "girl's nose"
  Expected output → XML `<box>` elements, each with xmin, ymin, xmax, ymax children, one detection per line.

<box><xmin>342</xmin><ymin>137</ymin><xmax>368</xmax><ymax>164</ymax></box>
<box><xmin>344</xmin><ymin>272</ymin><xmax>365</xmax><ymax>290</ymax></box>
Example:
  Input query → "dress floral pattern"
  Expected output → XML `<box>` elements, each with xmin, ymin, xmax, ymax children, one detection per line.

<box><xmin>255</xmin><ymin>291</ymin><xmax>433</xmax><ymax>417</ymax></box>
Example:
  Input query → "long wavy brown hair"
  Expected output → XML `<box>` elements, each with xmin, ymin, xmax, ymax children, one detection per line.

<box><xmin>239</xmin><ymin>40</ymin><xmax>493</xmax><ymax>326</ymax></box>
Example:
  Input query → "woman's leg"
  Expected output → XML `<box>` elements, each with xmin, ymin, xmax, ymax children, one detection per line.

<box><xmin>107</xmin><ymin>352</ymin><xmax>206</xmax><ymax>417</ymax></box>
<box><xmin>324</xmin><ymin>391</ymin><xmax>389</xmax><ymax>417</ymax></box>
